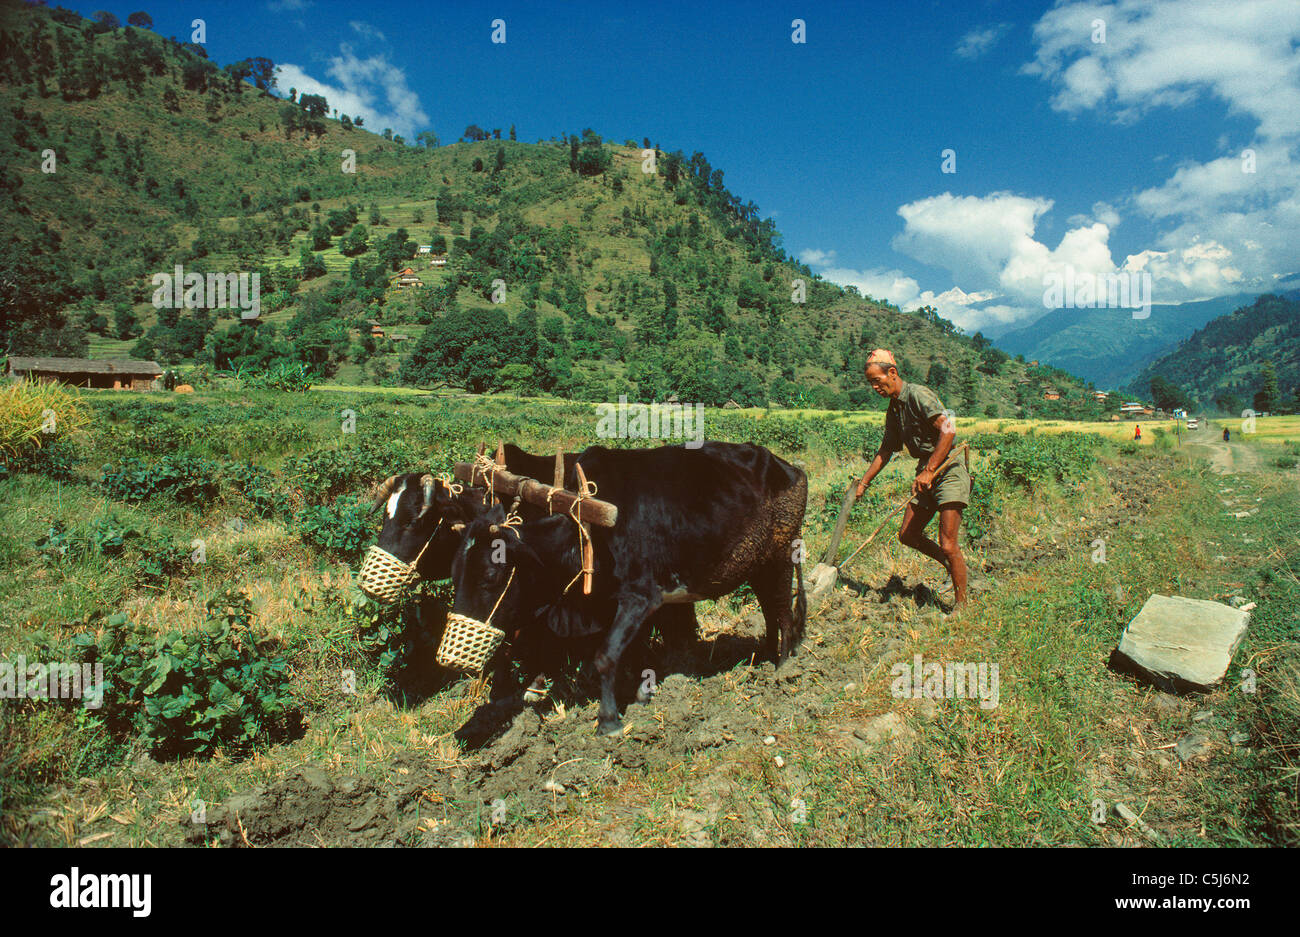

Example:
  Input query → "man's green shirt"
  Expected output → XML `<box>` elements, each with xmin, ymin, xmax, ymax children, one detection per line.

<box><xmin>881</xmin><ymin>381</ymin><xmax>947</xmax><ymax>461</ymax></box>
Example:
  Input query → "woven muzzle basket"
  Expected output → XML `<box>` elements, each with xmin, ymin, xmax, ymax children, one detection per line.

<box><xmin>436</xmin><ymin>614</ymin><xmax>506</xmax><ymax>672</ymax></box>
<box><xmin>357</xmin><ymin>545</ymin><xmax>420</xmax><ymax>603</ymax></box>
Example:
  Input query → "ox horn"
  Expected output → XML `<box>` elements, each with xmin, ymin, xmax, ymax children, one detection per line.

<box><xmin>418</xmin><ymin>473</ymin><xmax>437</xmax><ymax>515</ymax></box>
<box><xmin>451</xmin><ymin>522</ymin><xmax>466</xmax><ymax>533</ymax></box>
<box><xmin>370</xmin><ymin>474</ymin><xmax>399</xmax><ymax>513</ymax></box>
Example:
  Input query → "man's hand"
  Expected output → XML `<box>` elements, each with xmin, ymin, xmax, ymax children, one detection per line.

<box><xmin>851</xmin><ymin>478</ymin><xmax>868</xmax><ymax>499</ymax></box>
<box><xmin>912</xmin><ymin>468</ymin><xmax>935</xmax><ymax>495</ymax></box>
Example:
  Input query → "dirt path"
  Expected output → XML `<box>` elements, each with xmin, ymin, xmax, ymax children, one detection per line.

<box><xmin>1181</xmin><ymin>426</ymin><xmax>1263</xmax><ymax>474</ymax></box>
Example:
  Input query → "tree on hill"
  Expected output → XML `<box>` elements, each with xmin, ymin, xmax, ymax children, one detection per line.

<box><xmin>1253</xmin><ymin>361</ymin><xmax>1278</xmax><ymax>412</ymax></box>
<box><xmin>416</xmin><ymin>130</ymin><xmax>439</xmax><ymax>148</ymax></box>
<box><xmin>1149</xmin><ymin>374</ymin><xmax>1191</xmax><ymax>411</ymax></box>
<box><xmin>91</xmin><ymin>11</ymin><xmax>120</xmax><ymax>33</ymax></box>
<box><xmin>127</xmin><ymin>11</ymin><xmax>153</xmax><ymax>29</ymax></box>
<box><xmin>463</xmin><ymin>124</ymin><xmax>488</xmax><ymax>142</ymax></box>
<box><xmin>299</xmin><ymin>93</ymin><xmax>328</xmax><ymax>119</ymax></box>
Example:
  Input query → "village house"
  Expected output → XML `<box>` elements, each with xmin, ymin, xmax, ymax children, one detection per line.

<box><xmin>1119</xmin><ymin>402</ymin><xmax>1154</xmax><ymax>419</ymax></box>
<box><xmin>429</xmin><ymin>254</ymin><xmax>448</xmax><ymax>268</ymax></box>
<box><xmin>416</xmin><ymin>245</ymin><xmax>432</xmax><ymax>255</ymax></box>
<box><xmin>5</xmin><ymin>357</ymin><xmax>162</xmax><ymax>391</ymax></box>
<box><xmin>389</xmin><ymin>267</ymin><xmax>424</xmax><ymax>290</ymax></box>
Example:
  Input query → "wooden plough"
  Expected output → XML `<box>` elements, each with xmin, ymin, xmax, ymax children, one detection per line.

<box><xmin>804</xmin><ymin>444</ymin><xmax>970</xmax><ymax>607</ymax></box>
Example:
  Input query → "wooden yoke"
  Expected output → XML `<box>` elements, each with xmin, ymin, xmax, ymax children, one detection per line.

<box><xmin>452</xmin><ymin>461</ymin><xmax>618</xmax><ymax>528</ymax></box>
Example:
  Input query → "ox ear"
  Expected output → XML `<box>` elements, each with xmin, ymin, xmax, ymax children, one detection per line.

<box><xmin>370</xmin><ymin>474</ymin><xmax>400</xmax><ymax>513</ymax></box>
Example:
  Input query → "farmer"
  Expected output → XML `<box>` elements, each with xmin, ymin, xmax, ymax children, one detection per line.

<box><xmin>1223</xmin><ymin>427</ymin><xmax>1230</xmax><ymax>442</ymax></box>
<box><xmin>1134</xmin><ymin>424</ymin><xmax>1142</xmax><ymax>441</ymax></box>
<box><xmin>852</xmin><ymin>349</ymin><xmax>970</xmax><ymax>610</ymax></box>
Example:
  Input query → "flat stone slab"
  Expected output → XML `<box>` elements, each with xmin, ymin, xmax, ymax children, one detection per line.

<box><xmin>1110</xmin><ymin>594</ymin><xmax>1250</xmax><ymax>693</ymax></box>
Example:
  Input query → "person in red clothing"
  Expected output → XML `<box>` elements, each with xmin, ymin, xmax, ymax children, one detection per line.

<box><xmin>1134</xmin><ymin>424</ymin><xmax>1142</xmax><ymax>441</ymax></box>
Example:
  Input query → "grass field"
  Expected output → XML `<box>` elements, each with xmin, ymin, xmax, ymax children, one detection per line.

<box><xmin>2</xmin><ymin>386</ymin><xmax>1296</xmax><ymax>847</ymax></box>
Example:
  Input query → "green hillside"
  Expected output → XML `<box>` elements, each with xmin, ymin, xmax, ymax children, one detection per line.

<box><xmin>1126</xmin><ymin>293</ymin><xmax>1300</xmax><ymax>414</ymax></box>
<box><xmin>0</xmin><ymin>0</ymin><xmax>1103</xmax><ymax>415</ymax></box>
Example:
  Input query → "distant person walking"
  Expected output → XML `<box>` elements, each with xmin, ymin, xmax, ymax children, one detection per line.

<box><xmin>1134</xmin><ymin>424</ymin><xmax>1142</xmax><ymax>441</ymax></box>
<box><xmin>853</xmin><ymin>349</ymin><xmax>970</xmax><ymax>611</ymax></box>
<box><xmin>1223</xmin><ymin>427</ymin><xmax>1230</xmax><ymax>442</ymax></box>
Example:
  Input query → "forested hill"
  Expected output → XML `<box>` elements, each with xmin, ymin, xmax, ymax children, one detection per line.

<box><xmin>0</xmin><ymin>0</ymin><xmax>1100</xmax><ymax>414</ymax></box>
<box><xmin>1127</xmin><ymin>294</ymin><xmax>1300</xmax><ymax>414</ymax></box>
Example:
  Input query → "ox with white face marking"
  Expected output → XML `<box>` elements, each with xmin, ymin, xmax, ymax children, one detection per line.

<box><xmin>360</xmin><ymin>473</ymin><xmax>482</xmax><ymax>602</ymax></box>
<box><xmin>385</xmin><ymin>482</ymin><xmax>407</xmax><ymax>520</ymax></box>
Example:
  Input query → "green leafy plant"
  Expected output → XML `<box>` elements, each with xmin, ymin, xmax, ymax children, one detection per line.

<box><xmin>295</xmin><ymin>496</ymin><xmax>375</xmax><ymax>561</ymax></box>
<box><xmin>99</xmin><ymin>455</ymin><xmax>221</xmax><ymax>503</ymax></box>
<box><xmin>77</xmin><ymin>589</ymin><xmax>296</xmax><ymax>759</ymax></box>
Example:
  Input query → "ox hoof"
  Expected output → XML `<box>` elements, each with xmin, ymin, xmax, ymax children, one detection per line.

<box><xmin>597</xmin><ymin>719</ymin><xmax>623</xmax><ymax>737</ymax></box>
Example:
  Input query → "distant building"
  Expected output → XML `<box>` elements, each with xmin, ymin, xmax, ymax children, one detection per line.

<box><xmin>390</xmin><ymin>267</ymin><xmax>424</xmax><ymax>289</ymax></box>
<box><xmin>416</xmin><ymin>245</ymin><xmax>432</xmax><ymax>254</ymax></box>
<box><xmin>1029</xmin><ymin>360</ymin><xmax>1039</xmax><ymax>367</ymax></box>
<box><xmin>1042</xmin><ymin>388</ymin><xmax>1061</xmax><ymax>400</ymax></box>
<box><xmin>5</xmin><ymin>356</ymin><xmax>162</xmax><ymax>391</ymax></box>
<box><xmin>429</xmin><ymin>255</ymin><xmax>447</xmax><ymax>268</ymax></box>
<box><xmin>1093</xmin><ymin>391</ymin><xmax>1109</xmax><ymax>401</ymax></box>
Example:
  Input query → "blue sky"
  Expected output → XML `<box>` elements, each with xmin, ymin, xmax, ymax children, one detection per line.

<box><xmin>75</xmin><ymin>0</ymin><xmax>1300</xmax><ymax>334</ymax></box>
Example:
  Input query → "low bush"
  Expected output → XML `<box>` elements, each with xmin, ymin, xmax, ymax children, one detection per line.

<box><xmin>295</xmin><ymin>496</ymin><xmax>375</xmax><ymax>562</ymax></box>
<box><xmin>99</xmin><ymin>455</ymin><xmax>221</xmax><ymax>504</ymax></box>
<box><xmin>76</xmin><ymin>589</ymin><xmax>297</xmax><ymax>759</ymax></box>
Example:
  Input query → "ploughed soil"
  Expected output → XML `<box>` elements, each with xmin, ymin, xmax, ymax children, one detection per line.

<box><xmin>188</xmin><ymin>463</ymin><xmax>1154</xmax><ymax>847</ymax></box>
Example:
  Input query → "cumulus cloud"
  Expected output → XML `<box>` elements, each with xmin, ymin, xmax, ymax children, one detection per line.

<box><xmin>276</xmin><ymin>45</ymin><xmax>428</xmax><ymax>139</ymax></box>
<box><xmin>805</xmin><ymin>1</ymin><xmax>1298</xmax><ymax>334</ymax></box>
<box><xmin>955</xmin><ymin>24</ymin><xmax>1011</xmax><ymax>60</ymax></box>
<box><xmin>1022</xmin><ymin>0</ymin><xmax>1300</xmax><ymax>139</ymax></box>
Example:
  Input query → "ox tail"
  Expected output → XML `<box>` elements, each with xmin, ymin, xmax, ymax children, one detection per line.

<box><xmin>792</xmin><ymin>559</ymin><xmax>807</xmax><ymax>651</ymax></box>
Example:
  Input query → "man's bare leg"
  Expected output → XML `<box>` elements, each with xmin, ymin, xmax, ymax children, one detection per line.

<box><xmin>938</xmin><ymin>505</ymin><xmax>968</xmax><ymax>608</ymax></box>
<box><xmin>898</xmin><ymin>503</ymin><xmax>952</xmax><ymax>581</ymax></box>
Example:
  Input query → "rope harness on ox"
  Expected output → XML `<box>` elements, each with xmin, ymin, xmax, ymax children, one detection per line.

<box><xmin>563</xmin><ymin>476</ymin><xmax>598</xmax><ymax>595</ymax></box>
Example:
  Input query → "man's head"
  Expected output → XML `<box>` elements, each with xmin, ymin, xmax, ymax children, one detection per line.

<box><xmin>864</xmin><ymin>348</ymin><xmax>904</xmax><ymax>397</ymax></box>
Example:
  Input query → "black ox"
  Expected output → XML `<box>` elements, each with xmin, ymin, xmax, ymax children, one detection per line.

<box><xmin>364</xmin><ymin>445</ymin><xmax>581</xmax><ymax>586</ymax></box>
<box><xmin>451</xmin><ymin>440</ymin><xmax>808</xmax><ymax>735</ymax></box>
<box><xmin>363</xmin><ymin>446</ymin><xmax>697</xmax><ymax>698</ymax></box>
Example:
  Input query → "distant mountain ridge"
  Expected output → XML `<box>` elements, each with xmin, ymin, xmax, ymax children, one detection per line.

<box><xmin>993</xmin><ymin>292</ymin><xmax>1267</xmax><ymax>389</ymax></box>
<box><xmin>1125</xmin><ymin>293</ymin><xmax>1300</xmax><ymax>411</ymax></box>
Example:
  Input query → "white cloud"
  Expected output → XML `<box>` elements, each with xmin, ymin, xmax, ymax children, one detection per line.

<box><xmin>810</xmin><ymin>1</ymin><xmax>1300</xmax><ymax>336</ymax></box>
<box><xmin>349</xmin><ymin>21</ymin><xmax>386</xmax><ymax>42</ymax></box>
<box><xmin>276</xmin><ymin>45</ymin><xmax>428</xmax><ymax>139</ymax></box>
<box><xmin>955</xmin><ymin>24</ymin><xmax>1011</xmax><ymax>60</ymax></box>
<box><xmin>798</xmin><ymin>248</ymin><xmax>837</xmax><ymax>266</ymax></box>
<box><xmin>1022</xmin><ymin>0</ymin><xmax>1300</xmax><ymax>139</ymax></box>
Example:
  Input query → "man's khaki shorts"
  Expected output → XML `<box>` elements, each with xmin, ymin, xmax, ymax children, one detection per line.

<box><xmin>912</xmin><ymin>457</ymin><xmax>971</xmax><ymax>513</ymax></box>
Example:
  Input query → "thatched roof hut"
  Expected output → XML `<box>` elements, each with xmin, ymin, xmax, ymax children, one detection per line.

<box><xmin>6</xmin><ymin>356</ymin><xmax>163</xmax><ymax>391</ymax></box>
